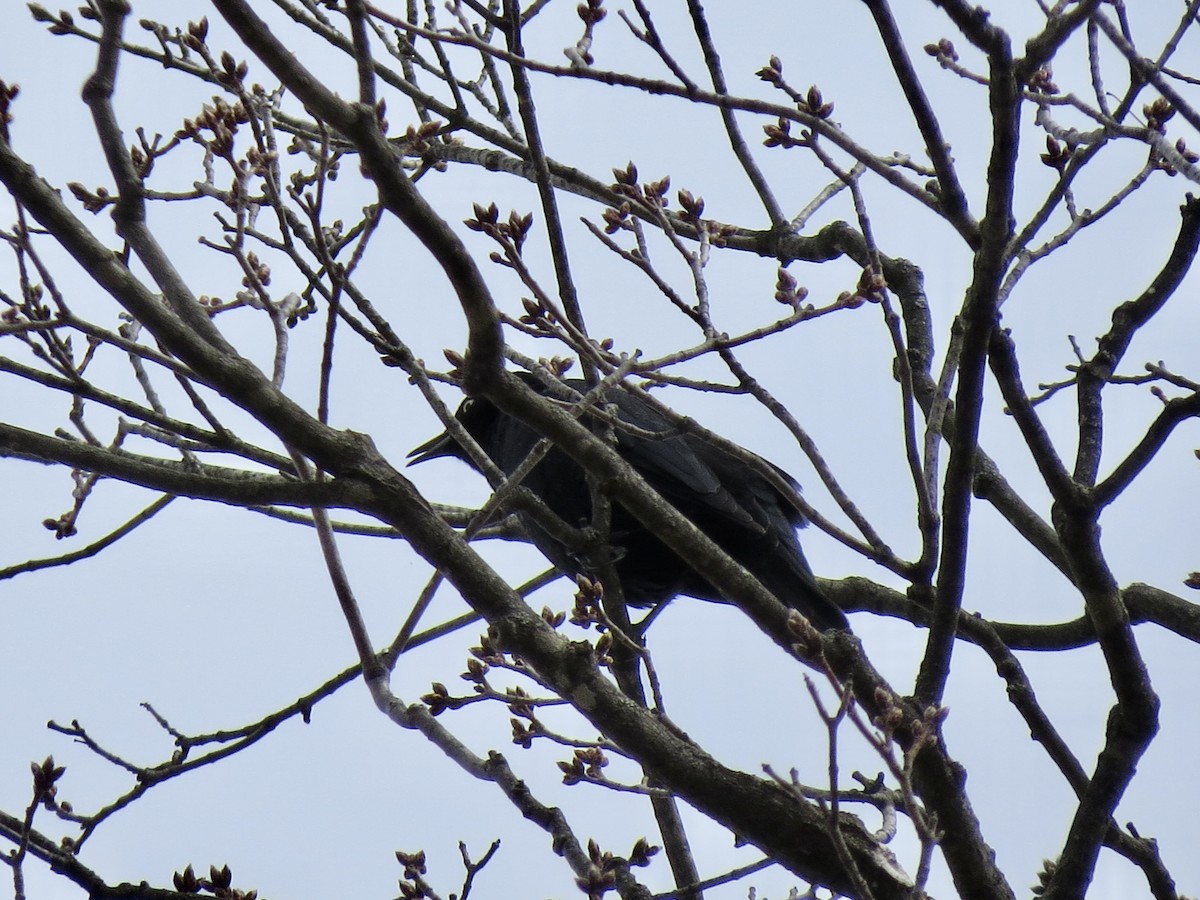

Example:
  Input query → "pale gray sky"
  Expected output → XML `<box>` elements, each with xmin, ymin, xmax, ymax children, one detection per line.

<box><xmin>2</xmin><ymin>3</ymin><xmax>1198</xmax><ymax>898</ymax></box>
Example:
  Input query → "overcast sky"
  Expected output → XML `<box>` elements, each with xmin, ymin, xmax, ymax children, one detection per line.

<box><xmin>3</xmin><ymin>3</ymin><xmax>1199</xmax><ymax>899</ymax></box>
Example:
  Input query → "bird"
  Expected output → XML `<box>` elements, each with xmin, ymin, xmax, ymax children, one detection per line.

<box><xmin>407</xmin><ymin>373</ymin><xmax>848</xmax><ymax>632</ymax></box>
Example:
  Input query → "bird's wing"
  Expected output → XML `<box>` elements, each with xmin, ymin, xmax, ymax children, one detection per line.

<box><xmin>601</xmin><ymin>393</ymin><xmax>767</xmax><ymax>531</ymax></box>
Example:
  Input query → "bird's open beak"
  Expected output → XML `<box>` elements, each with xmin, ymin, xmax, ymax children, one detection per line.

<box><xmin>406</xmin><ymin>430</ymin><xmax>458</xmax><ymax>466</ymax></box>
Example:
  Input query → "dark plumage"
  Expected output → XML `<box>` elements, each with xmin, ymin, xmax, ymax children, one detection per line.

<box><xmin>408</xmin><ymin>375</ymin><xmax>847</xmax><ymax>631</ymax></box>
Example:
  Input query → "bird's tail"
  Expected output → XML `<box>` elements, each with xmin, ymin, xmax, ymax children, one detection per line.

<box><xmin>754</xmin><ymin>549</ymin><xmax>848</xmax><ymax>632</ymax></box>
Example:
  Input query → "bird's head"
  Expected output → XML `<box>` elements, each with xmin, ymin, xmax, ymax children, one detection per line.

<box><xmin>406</xmin><ymin>395</ymin><xmax>502</xmax><ymax>468</ymax></box>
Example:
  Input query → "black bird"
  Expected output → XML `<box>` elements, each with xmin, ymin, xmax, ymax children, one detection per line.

<box><xmin>408</xmin><ymin>374</ymin><xmax>848</xmax><ymax>632</ymax></box>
